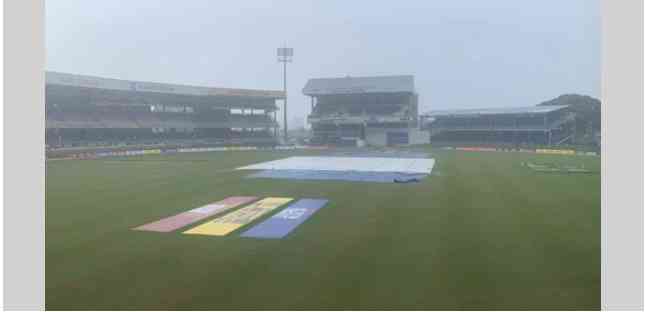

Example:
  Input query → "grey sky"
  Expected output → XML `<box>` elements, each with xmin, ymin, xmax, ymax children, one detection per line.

<box><xmin>46</xmin><ymin>0</ymin><xmax>600</xmax><ymax>128</ymax></box>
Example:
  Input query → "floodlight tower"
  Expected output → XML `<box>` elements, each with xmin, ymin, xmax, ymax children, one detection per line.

<box><xmin>277</xmin><ymin>45</ymin><xmax>293</xmax><ymax>143</ymax></box>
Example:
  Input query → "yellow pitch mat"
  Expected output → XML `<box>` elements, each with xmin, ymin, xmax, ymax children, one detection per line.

<box><xmin>183</xmin><ymin>197</ymin><xmax>293</xmax><ymax>236</ymax></box>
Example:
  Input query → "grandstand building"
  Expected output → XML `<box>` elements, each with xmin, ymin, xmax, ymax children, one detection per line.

<box><xmin>303</xmin><ymin>75</ymin><xmax>429</xmax><ymax>146</ymax></box>
<box><xmin>422</xmin><ymin>105</ymin><xmax>575</xmax><ymax>147</ymax></box>
<box><xmin>46</xmin><ymin>71</ymin><xmax>284</xmax><ymax>149</ymax></box>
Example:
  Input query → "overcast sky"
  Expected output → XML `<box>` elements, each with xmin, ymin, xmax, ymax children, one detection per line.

<box><xmin>46</xmin><ymin>0</ymin><xmax>600</xmax><ymax>128</ymax></box>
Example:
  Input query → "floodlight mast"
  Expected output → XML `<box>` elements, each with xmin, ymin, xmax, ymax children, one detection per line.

<box><xmin>277</xmin><ymin>45</ymin><xmax>293</xmax><ymax>143</ymax></box>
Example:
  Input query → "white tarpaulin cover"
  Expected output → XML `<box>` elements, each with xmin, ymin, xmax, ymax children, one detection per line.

<box><xmin>237</xmin><ymin>156</ymin><xmax>435</xmax><ymax>174</ymax></box>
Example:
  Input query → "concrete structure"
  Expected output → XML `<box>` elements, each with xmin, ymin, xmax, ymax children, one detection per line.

<box><xmin>422</xmin><ymin>105</ymin><xmax>575</xmax><ymax>147</ymax></box>
<box><xmin>302</xmin><ymin>75</ymin><xmax>428</xmax><ymax>147</ymax></box>
<box><xmin>46</xmin><ymin>71</ymin><xmax>284</xmax><ymax>148</ymax></box>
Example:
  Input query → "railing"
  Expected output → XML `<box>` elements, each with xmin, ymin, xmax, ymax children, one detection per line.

<box><xmin>47</xmin><ymin>118</ymin><xmax>279</xmax><ymax>129</ymax></box>
<box><xmin>430</xmin><ymin>126</ymin><xmax>550</xmax><ymax>135</ymax></box>
<box><xmin>429</xmin><ymin>115</ymin><xmax>575</xmax><ymax>135</ymax></box>
<box><xmin>308</xmin><ymin>115</ymin><xmax>413</xmax><ymax>124</ymax></box>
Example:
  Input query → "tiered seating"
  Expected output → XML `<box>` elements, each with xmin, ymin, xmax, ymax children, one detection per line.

<box><xmin>515</xmin><ymin>116</ymin><xmax>545</xmax><ymax>128</ymax></box>
<box><xmin>132</xmin><ymin>113</ymin><xmax>164</xmax><ymax>128</ymax></box>
<box><xmin>99</xmin><ymin>111</ymin><xmax>138</xmax><ymax>128</ymax></box>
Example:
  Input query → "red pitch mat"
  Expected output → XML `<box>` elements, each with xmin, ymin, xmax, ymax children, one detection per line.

<box><xmin>133</xmin><ymin>196</ymin><xmax>258</xmax><ymax>232</ymax></box>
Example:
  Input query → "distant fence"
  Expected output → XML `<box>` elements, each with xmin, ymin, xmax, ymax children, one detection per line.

<box><xmin>535</xmin><ymin>149</ymin><xmax>576</xmax><ymax>155</ymax></box>
<box><xmin>454</xmin><ymin>147</ymin><xmax>498</xmax><ymax>152</ymax></box>
<box><xmin>445</xmin><ymin>146</ymin><xmax>598</xmax><ymax>157</ymax></box>
<box><xmin>47</xmin><ymin>145</ymin><xmax>331</xmax><ymax>160</ymax></box>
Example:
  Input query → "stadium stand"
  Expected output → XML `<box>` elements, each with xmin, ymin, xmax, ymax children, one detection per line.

<box><xmin>303</xmin><ymin>75</ymin><xmax>429</xmax><ymax>146</ymax></box>
<box><xmin>422</xmin><ymin>105</ymin><xmax>576</xmax><ymax>147</ymax></box>
<box><xmin>45</xmin><ymin>72</ymin><xmax>284</xmax><ymax>153</ymax></box>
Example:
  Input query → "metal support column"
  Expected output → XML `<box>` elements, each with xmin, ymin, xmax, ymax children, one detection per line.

<box><xmin>548</xmin><ymin>130</ymin><xmax>552</xmax><ymax>146</ymax></box>
<box><xmin>277</xmin><ymin>46</ymin><xmax>293</xmax><ymax>143</ymax></box>
<box><xmin>282</xmin><ymin>60</ymin><xmax>287</xmax><ymax>141</ymax></box>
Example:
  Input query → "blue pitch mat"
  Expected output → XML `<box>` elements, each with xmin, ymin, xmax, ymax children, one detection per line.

<box><xmin>240</xmin><ymin>198</ymin><xmax>328</xmax><ymax>239</ymax></box>
<box><xmin>247</xmin><ymin>169</ymin><xmax>428</xmax><ymax>183</ymax></box>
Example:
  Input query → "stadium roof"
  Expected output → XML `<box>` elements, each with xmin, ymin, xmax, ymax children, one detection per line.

<box><xmin>45</xmin><ymin>71</ymin><xmax>285</xmax><ymax>99</ymax></box>
<box><xmin>302</xmin><ymin>75</ymin><xmax>414</xmax><ymax>96</ymax></box>
<box><xmin>424</xmin><ymin>105</ymin><xmax>569</xmax><ymax>117</ymax></box>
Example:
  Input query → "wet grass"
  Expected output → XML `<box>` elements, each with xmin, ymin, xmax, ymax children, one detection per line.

<box><xmin>46</xmin><ymin>148</ymin><xmax>600</xmax><ymax>310</ymax></box>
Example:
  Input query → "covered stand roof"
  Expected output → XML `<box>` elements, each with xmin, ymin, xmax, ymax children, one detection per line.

<box><xmin>46</xmin><ymin>71</ymin><xmax>285</xmax><ymax>100</ymax></box>
<box><xmin>302</xmin><ymin>75</ymin><xmax>415</xmax><ymax>96</ymax></box>
<box><xmin>424</xmin><ymin>105</ymin><xmax>569</xmax><ymax>118</ymax></box>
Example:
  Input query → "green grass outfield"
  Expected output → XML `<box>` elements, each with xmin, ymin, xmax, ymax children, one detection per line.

<box><xmin>46</xmin><ymin>148</ymin><xmax>600</xmax><ymax>310</ymax></box>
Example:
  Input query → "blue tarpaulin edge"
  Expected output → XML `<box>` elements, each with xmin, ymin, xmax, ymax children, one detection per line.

<box><xmin>246</xmin><ymin>169</ymin><xmax>428</xmax><ymax>183</ymax></box>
